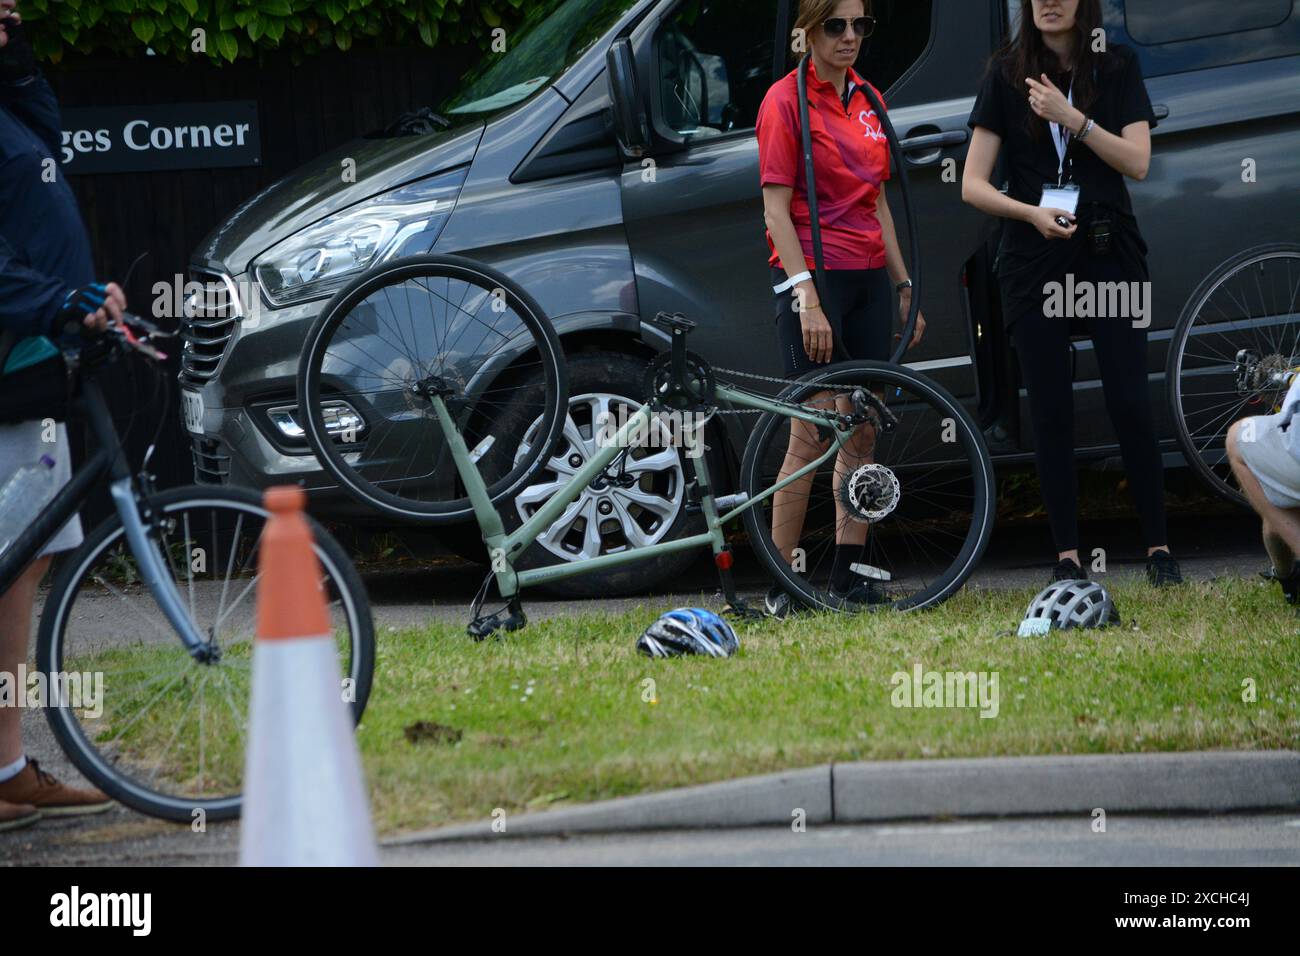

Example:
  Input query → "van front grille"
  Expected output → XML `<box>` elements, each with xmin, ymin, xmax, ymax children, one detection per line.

<box><xmin>179</xmin><ymin>269</ymin><xmax>242</xmax><ymax>387</ymax></box>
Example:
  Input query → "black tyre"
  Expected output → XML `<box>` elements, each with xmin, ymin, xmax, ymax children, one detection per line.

<box><xmin>36</xmin><ymin>485</ymin><xmax>375</xmax><ymax>822</ymax></box>
<box><xmin>297</xmin><ymin>254</ymin><xmax>568</xmax><ymax>526</ymax></box>
<box><xmin>1166</xmin><ymin>243</ymin><xmax>1300</xmax><ymax>508</ymax></box>
<box><xmin>741</xmin><ymin>361</ymin><xmax>995</xmax><ymax>612</ymax></box>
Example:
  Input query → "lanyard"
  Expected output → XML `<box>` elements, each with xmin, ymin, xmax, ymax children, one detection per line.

<box><xmin>1049</xmin><ymin>77</ymin><xmax>1074</xmax><ymax>185</ymax></box>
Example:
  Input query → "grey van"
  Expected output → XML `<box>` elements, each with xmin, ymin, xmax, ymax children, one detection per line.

<box><xmin>182</xmin><ymin>0</ymin><xmax>1300</xmax><ymax>593</ymax></box>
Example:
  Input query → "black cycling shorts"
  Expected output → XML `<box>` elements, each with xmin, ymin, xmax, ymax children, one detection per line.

<box><xmin>772</xmin><ymin>267</ymin><xmax>892</xmax><ymax>376</ymax></box>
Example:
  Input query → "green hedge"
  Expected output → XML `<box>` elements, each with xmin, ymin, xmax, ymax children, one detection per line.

<box><xmin>20</xmin><ymin>0</ymin><xmax>532</xmax><ymax>65</ymax></box>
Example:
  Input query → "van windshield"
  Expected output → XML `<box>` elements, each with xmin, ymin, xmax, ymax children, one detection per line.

<box><xmin>439</xmin><ymin>0</ymin><xmax>642</xmax><ymax>116</ymax></box>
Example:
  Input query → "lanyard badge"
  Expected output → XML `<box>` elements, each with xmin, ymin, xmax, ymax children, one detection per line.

<box><xmin>1040</xmin><ymin>77</ymin><xmax>1081</xmax><ymax>217</ymax></box>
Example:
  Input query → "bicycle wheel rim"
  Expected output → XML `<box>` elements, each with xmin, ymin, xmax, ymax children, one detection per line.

<box><xmin>299</xmin><ymin>255</ymin><xmax>567</xmax><ymax>525</ymax></box>
<box><xmin>741</xmin><ymin>361</ymin><xmax>995</xmax><ymax>612</ymax></box>
<box><xmin>37</xmin><ymin>489</ymin><xmax>371</xmax><ymax>822</ymax></box>
<box><xmin>1169</xmin><ymin>246</ymin><xmax>1300</xmax><ymax>508</ymax></box>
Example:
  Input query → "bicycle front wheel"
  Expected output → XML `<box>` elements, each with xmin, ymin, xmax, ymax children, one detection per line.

<box><xmin>36</xmin><ymin>485</ymin><xmax>375</xmax><ymax>822</ymax></box>
<box><xmin>297</xmin><ymin>254</ymin><xmax>568</xmax><ymax>525</ymax></box>
<box><xmin>741</xmin><ymin>361</ymin><xmax>995</xmax><ymax>612</ymax></box>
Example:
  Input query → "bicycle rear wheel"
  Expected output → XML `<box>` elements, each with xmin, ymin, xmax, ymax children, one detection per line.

<box><xmin>741</xmin><ymin>361</ymin><xmax>995</xmax><ymax>612</ymax></box>
<box><xmin>1167</xmin><ymin>243</ymin><xmax>1300</xmax><ymax>507</ymax></box>
<box><xmin>297</xmin><ymin>254</ymin><xmax>567</xmax><ymax>525</ymax></box>
<box><xmin>36</xmin><ymin>485</ymin><xmax>374</xmax><ymax>822</ymax></box>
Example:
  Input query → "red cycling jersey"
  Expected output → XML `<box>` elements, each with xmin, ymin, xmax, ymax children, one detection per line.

<box><xmin>756</xmin><ymin>60</ymin><xmax>891</xmax><ymax>273</ymax></box>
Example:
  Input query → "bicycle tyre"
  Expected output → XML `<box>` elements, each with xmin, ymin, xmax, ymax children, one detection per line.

<box><xmin>36</xmin><ymin>485</ymin><xmax>375</xmax><ymax>822</ymax></box>
<box><xmin>740</xmin><ymin>360</ymin><xmax>995</xmax><ymax>612</ymax></box>
<box><xmin>297</xmin><ymin>254</ymin><xmax>568</xmax><ymax>526</ymax></box>
<box><xmin>1166</xmin><ymin>243</ymin><xmax>1300</xmax><ymax>509</ymax></box>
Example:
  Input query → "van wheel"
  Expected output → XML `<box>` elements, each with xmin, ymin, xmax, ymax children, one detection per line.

<box><xmin>500</xmin><ymin>352</ymin><xmax>705</xmax><ymax>598</ymax></box>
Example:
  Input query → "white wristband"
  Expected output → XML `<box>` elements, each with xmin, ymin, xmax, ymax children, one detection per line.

<box><xmin>773</xmin><ymin>271</ymin><xmax>813</xmax><ymax>294</ymax></box>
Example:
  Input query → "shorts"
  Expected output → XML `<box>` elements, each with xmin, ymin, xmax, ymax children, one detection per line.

<box><xmin>772</xmin><ymin>267</ymin><xmax>893</xmax><ymax>377</ymax></box>
<box><xmin>1238</xmin><ymin>407</ymin><xmax>1300</xmax><ymax>510</ymax></box>
<box><xmin>0</xmin><ymin>419</ymin><xmax>83</xmax><ymax>557</ymax></box>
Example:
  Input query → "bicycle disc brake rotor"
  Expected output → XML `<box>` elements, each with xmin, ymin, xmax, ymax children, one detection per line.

<box><xmin>643</xmin><ymin>350</ymin><xmax>716</xmax><ymax>413</ymax></box>
<box><xmin>840</xmin><ymin>462</ymin><xmax>901</xmax><ymax>523</ymax></box>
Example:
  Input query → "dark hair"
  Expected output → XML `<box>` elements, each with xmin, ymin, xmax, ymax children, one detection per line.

<box><xmin>997</xmin><ymin>0</ymin><xmax>1106</xmax><ymax>138</ymax></box>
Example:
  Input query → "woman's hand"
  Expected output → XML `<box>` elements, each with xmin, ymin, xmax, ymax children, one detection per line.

<box><xmin>800</xmin><ymin>302</ymin><xmax>834</xmax><ymax>365</ymax></box>
<box><xmin>1026</xmin><ymin>74</ymin><xmax>1085</xmax><ymax>132</ymax></box>
<box><xmin>1027</xmin><ymin>206</ymin><xmax>1077</xmax><ymax>241</ymax></box>
<box><xmin>897</xmin><ymin>289</ymin><xmax>926</xmax><ymax>350</ymax></box>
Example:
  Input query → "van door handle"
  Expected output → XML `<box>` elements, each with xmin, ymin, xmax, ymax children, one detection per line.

<box><xmin>900</xmin><ymin>130</ymin><xmax>969</xmax><ymax>152</ymax></box>
<box><xmin>1152</xmin><ymin>104</ymin><xmax>1170</xmax><ymax>120</ymax></box>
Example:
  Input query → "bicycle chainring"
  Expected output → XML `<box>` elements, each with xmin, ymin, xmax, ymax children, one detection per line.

<box><xmin>644</xmin><ymin>350</ymin><xmax>716</xmax><ymax>413</ymax></box>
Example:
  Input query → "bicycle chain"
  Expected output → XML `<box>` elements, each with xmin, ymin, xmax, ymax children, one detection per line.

<box><xmin>709</xmin><ymin>365</ymin><xmax>860</xmax><ymax>416</ymax></box>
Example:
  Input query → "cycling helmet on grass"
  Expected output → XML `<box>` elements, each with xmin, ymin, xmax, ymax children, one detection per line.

<box><xmin>1019</xmin><ymin>579</ymin><xmax>1120</xmax><ymax>635</ymax></box>
<box><xmin>637</xmin><ymin>608</ymin><xmax>739</xmax><ymax>658</ymax></box>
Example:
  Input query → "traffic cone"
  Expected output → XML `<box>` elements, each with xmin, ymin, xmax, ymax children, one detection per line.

<box><xmin>239</xmin><ymin>485</ymin><xmax>378</xmax><ymax>867</ymax></box>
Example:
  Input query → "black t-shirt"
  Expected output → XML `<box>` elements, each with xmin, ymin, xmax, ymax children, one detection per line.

<box><xmin>967</xmin><ymin>44</ymin><xmax>1157</xmax><ymax>323</ymax></box>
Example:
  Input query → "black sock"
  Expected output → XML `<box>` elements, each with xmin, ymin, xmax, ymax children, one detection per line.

<box><xmin>831</xmin><ymin>543</ymin><xmax>865</xmax><ymax>592</ymax></box>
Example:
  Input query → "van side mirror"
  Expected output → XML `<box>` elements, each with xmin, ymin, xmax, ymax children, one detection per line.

<box><xmin>606</xmin><ymin>38</ymin><xmax>650</xmax><ymax>157</ymax></box>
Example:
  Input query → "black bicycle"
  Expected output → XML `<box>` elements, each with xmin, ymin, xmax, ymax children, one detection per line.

<box><xmin>0</xmin><ymin>315</ymin><xmax>375</xmax><ymax>822</ymax></box>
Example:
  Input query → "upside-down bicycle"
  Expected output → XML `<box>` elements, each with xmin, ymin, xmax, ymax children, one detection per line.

<box><xmin>296</xmin><ymin>254</ymin><xmax>996</xmax><ymax>637</ymax></box>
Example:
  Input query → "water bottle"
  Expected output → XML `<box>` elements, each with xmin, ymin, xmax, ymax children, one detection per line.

<box><xmin>0</xmin><ymin>454</ymin><xmax>59</xmax><ymax>559</ymax></box>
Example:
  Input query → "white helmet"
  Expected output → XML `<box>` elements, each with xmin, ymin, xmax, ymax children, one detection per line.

<box><xmin>1019</xmin><ymin>579</ymin><xmax>1120</xmax><ymax>634</ymax></box>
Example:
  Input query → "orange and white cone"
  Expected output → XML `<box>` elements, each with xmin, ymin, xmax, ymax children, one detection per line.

<box><xmin>239</xmin><ymin>486</ymin><xmax>378</xmax><ymax>867</ymax></box>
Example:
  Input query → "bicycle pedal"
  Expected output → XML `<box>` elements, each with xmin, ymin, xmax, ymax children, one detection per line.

<box><xmin>722</xmin><ymin>598</ymin><xmax>766</xmax><ymax>622</ymax></box>
<box><xmin>466</xmin><ymin>601</ymin><xmax>528</xmax><ymax>641</ymax></box>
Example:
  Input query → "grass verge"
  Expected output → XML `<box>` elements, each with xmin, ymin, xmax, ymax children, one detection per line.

<box><xmin>358</xmin><ymin>575</ymin><xmax>1300</xmax><ymax>833</ymax></box>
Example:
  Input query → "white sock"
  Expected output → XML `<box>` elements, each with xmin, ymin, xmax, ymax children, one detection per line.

<box><xmin>0</xmin><ymin>754</ymin><xmax>27</xmax><ymax>784</ymax></box>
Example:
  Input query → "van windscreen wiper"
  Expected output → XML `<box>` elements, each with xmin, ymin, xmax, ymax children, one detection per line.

<box><xmin>380</xmin><ymin>107</ymin><xmax>454</xmax><ymax>137</ymax></box>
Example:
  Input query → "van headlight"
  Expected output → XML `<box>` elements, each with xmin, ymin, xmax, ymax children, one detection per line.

<box><xmin>253</xmin><ymin>167</ymin><xmax>468</xmax><ymax>307</ymax></box>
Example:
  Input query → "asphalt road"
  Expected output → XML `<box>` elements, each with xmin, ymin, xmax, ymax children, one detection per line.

<box><xmin>7</xmin><ymin>812</ymin><xmax>1300</xmax><ymax>867</ymax></box>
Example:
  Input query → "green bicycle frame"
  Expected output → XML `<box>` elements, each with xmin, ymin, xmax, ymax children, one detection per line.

<box><xmin>429</xmin><ymin>383</ymin><xmax>857</xmax><ymax>599</ymax></box>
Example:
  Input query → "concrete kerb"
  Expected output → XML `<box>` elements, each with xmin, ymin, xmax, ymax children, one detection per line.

<box><xmin>384</xmin><ymin>750</ymin><xmax>1300</xmax><ymax>846</ymax></box>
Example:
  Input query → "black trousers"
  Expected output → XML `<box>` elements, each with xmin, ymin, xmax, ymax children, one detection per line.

<box><xmin>1011</xmin><ymin>278</ymin><xmax>1168</xmax><ymax>554</ymax></box>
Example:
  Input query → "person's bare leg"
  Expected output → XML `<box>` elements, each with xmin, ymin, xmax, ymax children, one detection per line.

<box><xmin>1227</xmin><ymin>421</ymin><xmax>1300</xmax><ymax>572</ymax></box>
<box><xmin>771</xmin><ymin>390</ymin><xmax>838</xmax><ymax>563</ymax></box>
<box><xmin>833</xmin><ymin>392</ymin><xmax>875</xmax><ymax>548</ymax></box>
<box><xmin>0</xmin><ymin>556</ymin><xmax>50</xmax><ymax>766</ymax></box>
<box><xmin>772</xmin><ymin>417</ymin><xmax>828</xmax><ymax>563</ymax></box>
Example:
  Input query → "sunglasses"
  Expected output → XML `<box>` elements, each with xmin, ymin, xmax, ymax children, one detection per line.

<box><xmin>822</xmin><ymin>16</ymin><xmax>876</xmax><ymax>39</ymax></box>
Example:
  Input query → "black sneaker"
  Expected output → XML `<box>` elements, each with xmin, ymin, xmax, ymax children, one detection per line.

<box><xmin>1050</xmin><ymin>558</ymin><xmax>1087</xmax><ymax>584</ymax></box>
<box><xmin>1261</xmin><ymin>563</ymin><xmax>1300</xmax><ymax>605</ymax></box>
<box><xmin>829</xmin><ymin>579</ymin><xmax>890</xmax><ymax>609</ymax></box>
<box><xmin>764</xmin><ymin>586</ymin><xmax>795</xmax><ymax>619</ymax></box>
<box><xmin>1146</xmin><ymin>550</ymin><xmax>1183</xmax><ymax>587</ymax></box>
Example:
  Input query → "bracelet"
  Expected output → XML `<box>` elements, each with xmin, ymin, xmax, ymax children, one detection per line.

<box><xmin>1076</xmin><ymin>117</ymin><xmax>1095</xmax><ymax>142</ymax></box>
<box><xmin>896</xmin><ymin>278</ymin><xmax>914</xmax><ymax>293</ymax></box>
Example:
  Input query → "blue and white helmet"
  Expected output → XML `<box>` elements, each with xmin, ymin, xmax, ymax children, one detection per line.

<box><xmin>637</xmin><ymin>608</ymin><xmax>739</xmax><ymax>658</ymax></box>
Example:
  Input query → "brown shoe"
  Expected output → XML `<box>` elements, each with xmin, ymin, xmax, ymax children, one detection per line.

<box><xmin>0</xmin><ymin>799</ymin><xmax>40</xmax><ymax>832</ymax></box>
<box><xmin>0</xmin><ymin>759</ymin><xmax>112</xmax><ymax>816</ymax></box>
